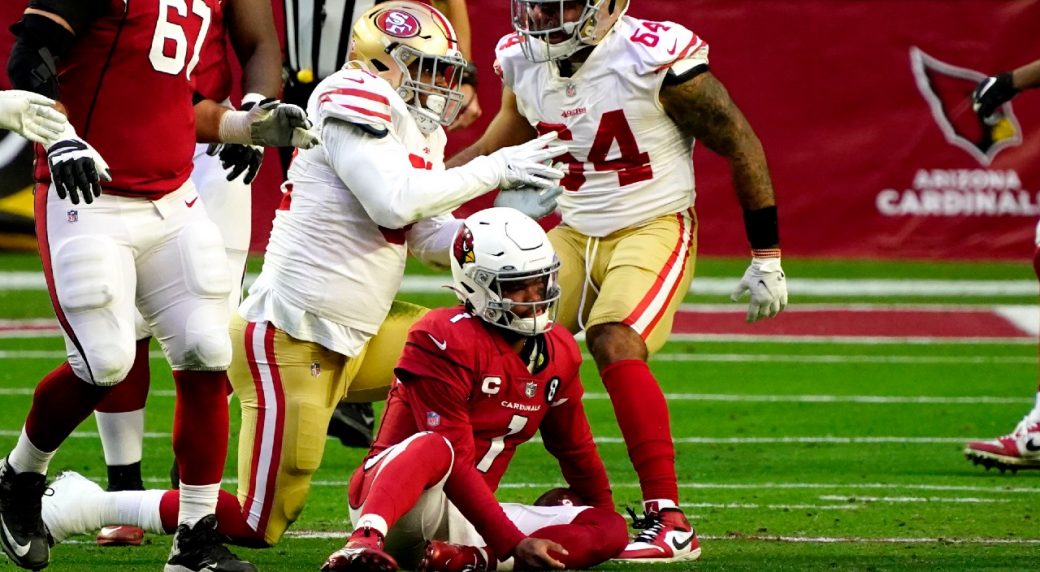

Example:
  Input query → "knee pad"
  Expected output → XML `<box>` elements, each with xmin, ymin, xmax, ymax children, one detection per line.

<box><xmin>177</xmin><ymin>222</ymin><xmax>232</xmax><ymax>299</ymax></box>
<box><xmin>177</xmin><ymin>304</ymin><xmax>232</xmax><ymax>369</ymax></box>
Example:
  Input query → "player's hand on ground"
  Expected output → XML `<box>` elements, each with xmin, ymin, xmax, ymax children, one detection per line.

<box><xmin>512</xmin><ymin>537</ymin><xmax>567</xmax><ymax>569</ymax></box>
<box><xmin>731</xmin><ymin>254</ymin><xmax>788</xmax><ymax>323</ymax></box>
<box><xmin>494</xmin><ymin>182</ymin><xmax>563</xmax><ymax>220</ymax></box>
<box><xmin>0</xmin><ymin>90</ymin><xmax>67</xmax><ymax>146</ymax></box>
<box><xmin>217</xmin><ymin>143</ymin><xmax>264</xmax><ymax>184</ymax></box>
<box><xmin>971</xmin><ymin>72</ymin><xmax>1016</xmax><ymax>123</ymax></box>
<box><xmin>220</xmin><ymin>99</ymin><xmax>321</xmax><ymax>150</ymax></box>
<box><xmin>490</xmin><ymin>132</ymin><xmax>567</xmax><ymax>190</ymax></box>
<box><xmin>46</xmin><ymin>124</ymin><xmax>112</xmax><ymax>205</ymax></box>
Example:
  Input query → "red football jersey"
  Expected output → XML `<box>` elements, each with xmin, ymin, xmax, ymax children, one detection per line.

<box><xmin>34</xmin><ymin>0</ymin><xmax>219</xmax><ymax>197</ymax></box>
<box><xmin>193</xmin><ymin>1</ymin><xmax>231</xmax><ymax>103</ymax></box>
<box><xmin>368</xmin><ymin>306</ymin><xmax>613</xmax><ymax>554</ymax></box>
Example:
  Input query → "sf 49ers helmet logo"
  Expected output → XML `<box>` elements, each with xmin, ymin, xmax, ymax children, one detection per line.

<box><xmin>453</xmin><ymin>225</ymin><xmax>475</xmax><ymax>266</ymax></box>
<box><xmin>375</xmin><ymin>10</ymin><xmax>421</xmax><ymax>38</ymax></box>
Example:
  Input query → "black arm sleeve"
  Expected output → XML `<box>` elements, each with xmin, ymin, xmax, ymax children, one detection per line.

<box><xmin>8</xmin><ymin>0</ymin><xmax>107</xmax><ymax>98</ymax></box>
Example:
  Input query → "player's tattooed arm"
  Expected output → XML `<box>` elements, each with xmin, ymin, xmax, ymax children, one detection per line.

<box><xmin>660</xmin><ymin>71</ymin><xmax>775</xmax><ymax>210</ymax></box>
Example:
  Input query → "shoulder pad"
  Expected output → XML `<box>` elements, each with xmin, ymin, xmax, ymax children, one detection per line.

<box><xmin>617</xmin><ymin>17</ymin><xmax>709</xmax><ymax>76</ymax></box>
<box><xmin>314</xmin><ymin>68</ymin><xmax>397</xmax><ymax>135</ymax></box>
<box><xmin>493</xmin><ymin>33</ymin><xmax>529</xmax><ymax>87</ymax></box>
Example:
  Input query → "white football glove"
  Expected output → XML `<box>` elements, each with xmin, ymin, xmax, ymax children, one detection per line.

<box><xmin>0</xmin><ymin>90</ymin><xmax>67</xmax><ymax>146</ymax></box>
<box><xmin>730</xmin><ymin>256</ymin><xmax>788</xmax><ymax>323</ymax></box>
<box><xmin>219</xmin><ymin>98</ymin><xmax>321</xmax><ymax>149</ymax></box>
<box><xmin>488</xmin><ymin>132</ymin><xmax>567</xmax><ymax>190</ymax></box>
<box><xmin>46</xmin><ymin>122</ymin><xmax>112</xmax><ymax>205</ymax></box>
<box><xmin>494</xmin><ymin>183</ymin><xmax>563</xmax><ymax>220</ymax></box>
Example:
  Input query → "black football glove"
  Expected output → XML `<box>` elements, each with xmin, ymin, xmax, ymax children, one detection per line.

<box><xmin>46</xmin><ymin>125</ymin><xmax>112</xmax><ymax>205</ymax></box>
<box><xmin>211</xmin><ymin>143</ymin><xmax>263</xmax><ymax>184</ymax></box>
<box><xmin>971</xmin><ymin>72</ymin><xmax>1017</xmax><ymax>123</ymax></box>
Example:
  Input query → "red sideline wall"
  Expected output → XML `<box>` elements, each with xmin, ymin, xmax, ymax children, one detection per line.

<box><xmin>4</xmin><ymin>1</ymin><xmax>1040</xmax><ymax>260</ymax></box>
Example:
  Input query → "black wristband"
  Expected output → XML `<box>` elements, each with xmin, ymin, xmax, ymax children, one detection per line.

<box><xmin>743</xmin><ymin>205</ymin><xmax>780</xmax><ymax>250</ymax></box>
<box><xmin>460</xmin><ymin>62</ymin><xmax>478</xmax><ymax>88</ymax></box>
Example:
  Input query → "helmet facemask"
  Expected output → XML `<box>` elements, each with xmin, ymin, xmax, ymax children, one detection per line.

<box><xmin>389</xmin><ymin>43</ymin><xmax>467</xmax><ymax>134</ymax></box>
<box><xmin>464</xmin><ymin>264</ymin><xmax>561</xmax><ymax>336</ymax></box>
<box><xmin>510</xmin><ymin>0</ymin><xmax>628</xmax><ymax>63</ymax></box>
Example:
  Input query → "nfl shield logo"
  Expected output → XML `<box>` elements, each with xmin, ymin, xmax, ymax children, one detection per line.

<box><xmin>426</xmin><ymin>411</ymin><xmax>441</xmax><ymax>428</ymax></box>
<box><xmin>310</xmin><ymin>361</ymin><xmax>321</xmax><ymax>377</ymax></box>
<box><xmin>525</xmin><ymin>382</ymin><xmax>538</xmax><ymax>398</ymax></box>
<box><xmin>67</xmin><ymin>210</ymin><xmax>78</xmax><ymax>223</ymax></box>
<box><xmin>565</xmin><ymin>83</ymin><xmax>576</xmax><ymax>97</ymax></box>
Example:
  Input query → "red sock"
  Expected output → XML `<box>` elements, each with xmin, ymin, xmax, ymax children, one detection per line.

<box><xmin>172</xmin><ymin>371</ymin><xmax>229</xmax><ymax>486</ymax></box>
<box><xmin>601</xmin><ymin>359</ymin><xmax>678</xmax><ymax>504</ymax></box>
<box><xmin>96</xmin><ymin>338</ymin><xmax>151</xmax><ymax>413</ymax></box>
<box><xmin>25</xmin><ymin>362</ymin><xmax>110</xmax><ymax>451</ymax></box>
<box><xmin>159</xmin><ymin>489</ymin><xmax>266</xmax><ymax>546</ymax></box>
<box><xmin>351</xmin><ymin>433</ymin><xmax>453</xmax><ymax>530</ymax></box>
<box><xmin>528</xmin><ymin>508</ymin><xmax>628</xmax><ymax>569</ymax></box>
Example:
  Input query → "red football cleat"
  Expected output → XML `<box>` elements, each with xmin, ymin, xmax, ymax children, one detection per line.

<box><xmin>96</xmin><ymin>525</ymin><xmax>145</xmax><ymax>546</ymax></box>
<box><xmin>416</xmin><ymin>540</ymin><xmax>491</xmax><ymax>572</ymax></box>
<box><xmin>965</xmin><ymin>417</ymin><xmax>1040</xmax><ymax>473</ymax></box>
<box><xmin>321</xmin><ymin>527</ymin><xmax>398</xmax><ymax>572</ymax></box>
<box><xmin>615</xmin><ymin>508</ymin><xmax>701</xmax><ymax>563</ymax></box>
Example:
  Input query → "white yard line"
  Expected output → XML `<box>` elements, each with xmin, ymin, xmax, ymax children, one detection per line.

<box><xmin>0</xmin><ymin>385</ymin><xmax>1027</xmax><ymax>405</ymax></box>
<box><xmin>0</xmin><ymin>429</ymin><xmax>977</xmax><ymax>445</ymax></box>
<box><xmin>1</xmin><ymin>272</ymin><xmax>1038</xmax><ymax>296</ymax></box>
<box><xmin>0</xmin><ymin>349</ymin><xmax>1034</xmax><ymax>366</ymax></box>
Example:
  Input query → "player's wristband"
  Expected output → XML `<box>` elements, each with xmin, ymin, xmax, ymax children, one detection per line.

<box><xmin>743</xmin><ymin>205</ymin><xmax>780</xmax><ymax>250</ymax></box>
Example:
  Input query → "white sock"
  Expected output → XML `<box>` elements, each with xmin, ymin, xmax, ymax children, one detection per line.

<box><xmin>8</xmin><ymin>427</ymin><xmax>54</xmax><ymax>475</ymax></box>
<box><xmin>106</xmin><ymin>490</ymin><xmax>168</xmax><ymax>533</ymax></box>
<box><xmin>96</xmin><ymin>410</ymin><xmax>145</xmax><ymax>466</ymax></box>
<box><xmin>354</xmin><ymin>514</ymin><xmax>388</xmax><ymax>537</ymax></box>
<box><xmin>1029</xmin><ymin>390</ymin><xmax>1040</xmax><ymax>423</ymax></box>
<box><xmin>644</xmin><ymin>498</ymin><xmax>678</xmax><ymax>512</ymax></box>
<box><xmin>177</xmin><ymin>483</ymin><xmax>220</xmax><ymax>527</ymax></box>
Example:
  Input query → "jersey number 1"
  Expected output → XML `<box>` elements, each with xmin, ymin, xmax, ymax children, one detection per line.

<box><xmin>476</xmin><ymin>414</ymin><xmax>528</xmax><ymax>473</ymax></box>
<box><xmin>150</xmin><ymin>0</ymin><xmax>212</xmax><ymax>79</ymax></box>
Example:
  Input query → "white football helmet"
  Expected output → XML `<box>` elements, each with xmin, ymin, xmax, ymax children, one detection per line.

<box><xmin>450</xmin><ymin>207</ymin><xmax>561</xmax><ymax>336</ymax></box>
<box><xmin>349</xmin><ymin>1</ymin><xmax>467</xmax><ymax>133</ymax></box>
<box><xmin>510</xmin><ymin>0</ymin><xmax>629</xmax><ymax>62</ymax></box>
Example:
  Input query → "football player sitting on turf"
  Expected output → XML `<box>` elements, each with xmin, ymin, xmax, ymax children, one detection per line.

<box><xmin>37</xmin><ymin>1</ymin><xmax>566</xmax><ymax>554</ymax></box>
<box><xmin>320</xmin><ymin>207</ymin><xmax>628</xmax><ymax>572</ymax></box>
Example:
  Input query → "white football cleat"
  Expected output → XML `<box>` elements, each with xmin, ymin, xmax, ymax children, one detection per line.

<box><xmin>615</xmin><ymin>508</ymin><xmax>701</xmax><ymax>563</ymax></box>
<box><xmin>42</xmin><ymin>471</ymin><xmax>105</xmax><ymax>542</ymax></box>
<box><xmin>965</xmin><ymin>416</ymin><xmax>1040</xmax><ymax>473</ymax></box>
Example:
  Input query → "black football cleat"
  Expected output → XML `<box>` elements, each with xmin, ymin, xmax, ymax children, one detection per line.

<box><xmin>164</xmin><ymin>514</ymin><xmax>256</xmax><ymax>572</ymax></box>
<box><xmin>0</xmin><ymin>457</ymin><xmax>50</xmax><ymax>570</ymax></box>
<box><xmin>327</xmin><ymin>402</ymin><xmax>375</xmax><ymax>448</ymax></box>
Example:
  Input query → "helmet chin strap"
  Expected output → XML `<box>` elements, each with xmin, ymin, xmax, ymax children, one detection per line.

<box><xmin>408</xmin><ymin>94</ymin><xmax>446</xmax><ymax>135</ymax></box>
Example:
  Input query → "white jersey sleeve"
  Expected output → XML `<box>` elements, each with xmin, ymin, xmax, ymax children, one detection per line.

<box><xmin>313</xmin><ymin>67</ymin><xmax>396</xmax><ymax>136</ymax></box>
<box><xmin>625</xmin><ymin>19</ymin><xmax>709</xmax><ymax>77</ymax></box>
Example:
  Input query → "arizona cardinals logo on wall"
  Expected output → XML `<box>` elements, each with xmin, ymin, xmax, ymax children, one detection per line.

<box><xmin>453</xmin><ymin>225</ymin><xmax>475</xmax><ymax>266</ymax></box>
<box><xmin>375</xmin><ymin>10</ymin><xmax>420</xmax><ymax>38</ymax></box>
<box><xmin>910</xmin><ymin>47</ymin><xmax>1022</xmax><ymax>166</ymax></box>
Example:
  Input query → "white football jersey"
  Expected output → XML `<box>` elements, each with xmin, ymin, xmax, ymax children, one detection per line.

<box><xmin>496</xmin><ymin>16</ymin><xmax>709</xmax><ymax>237</ymax></box>
<box><xmin>240</xmin><ymin>67</ymin><xmax>448</xmax><ymax>356</ymax></box>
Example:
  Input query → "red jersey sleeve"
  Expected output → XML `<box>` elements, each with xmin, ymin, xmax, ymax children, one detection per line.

<box><xmin>539</xmin><ymin>335</ymin><xmax>614</xmax><ymax>510</ymax></box>
<box><xmin>395</xmin><ymin>325</ymin><xmax>526</xmax><ymax>558</ymax></box>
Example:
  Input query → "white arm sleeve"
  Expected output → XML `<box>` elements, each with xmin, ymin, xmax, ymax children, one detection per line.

<box><xmin>407</xmin><ymin>215</ymin><xmax>462</xmax><ymax>269</ymax></box>
<box><xmin>322</xmin><ymin>118</ymin><xmax>503</xmax><ymax>229</ymax></box>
